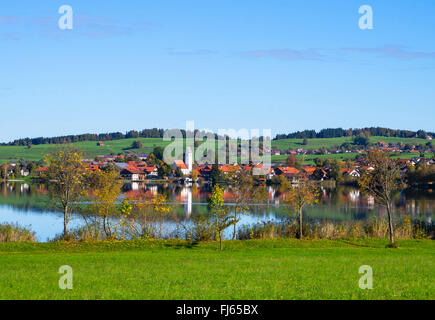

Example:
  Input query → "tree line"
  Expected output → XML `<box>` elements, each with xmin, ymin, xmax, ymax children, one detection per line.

<box><xmin>2</xmin><ymin>129</ymin><xmax>166</xmax><ymax>146</ymax></box>
<box><xmin>4</xmin><ymin>126</ymin><xmax>433</xmax><ymax>147</ymax></box>
<box><xmin>275</xmin><ymin>127</ymin><xmax>434</xmax><ymax>140</ymax></box>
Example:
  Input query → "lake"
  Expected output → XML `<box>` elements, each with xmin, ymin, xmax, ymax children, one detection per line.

<box><xmin>0</xmin><ymin>182</ymin><xmax>433</xmax><ymax>241</ymax></box>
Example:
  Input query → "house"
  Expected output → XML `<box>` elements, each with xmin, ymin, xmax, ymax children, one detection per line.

<box><xmin>97</xmin><ymin>142</ymin><xmax>105</xmax><ymax>147</ymax></box>
<box><xmin>120</xmin><ymin>166</ymin><xmax>146</xmax><ymax>181</ymax></box>
<box><xmin>173</xmin><ymin>160</ymin><xmax>189</xmax><ymax>175</ymax></box>
<box><xmin>274</xmin><ymin>167</ymin><xmax>303</xmax><ymax>183</ymax></box>
<box><xmin>196</xmin><ymin>164</ymin><xmax>213</xmax><ymax>179</ymax></box>
<box><xmin>219</xmin><ymin>165</ymin><xmax>240</xmax><ymax>175</ymax></box>
<box><xmin>274</xmin><ymin>167</ymin><xmax>300</xmax><ymax>176</ymax></box>
<box><xmin>36</xmin><ymin>167</ymin><xmax>48</xmax><ymax>176</ymax></box>
<box><xmin>341</xmin><ymin>168</ymin><xmax>360</xmax><ymax>178</ymax></box>
<box><xmin>141</xmin><ymin>165</ymin><xmax>158</xmax><ymax>178</ymax></box>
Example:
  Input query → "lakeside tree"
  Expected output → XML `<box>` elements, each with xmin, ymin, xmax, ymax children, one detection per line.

<box><xmin>44</xmin><ymin>148</ymin><xmax>87</xmax><ymax>239</ymax></box>
<box><xmin>230</xmin><ymin>170</ymin><xmax>253</xmax><ymax>240</ymax></box>
<box><xmin>88</xmin><ymin>168</ymin><xmax>123</xmax><ymax>239</ymax></box>
<box><xmin>283</xmin><ymin>183</ymin><xmax>320</xmax><ymax>239</ymax></box>
<box><xmin>121</xmin><ymin>194</ymin><xmax>172</xmax><ymax>239</ymax></box>
<box><xmin>208</xmin><ymin>184</ymin><xmax>234</xmax><ymax>250</ymax></box>
<box><xmin>358</xmin><ymin>150</ymin><xmax>402</xmax><ymax>247</ymax></box>
<box><xmin>13</xmin><ymin>164</ymin><xmax>21</xmax><ymax>178</ymax></box>
<box><xmin>0</xmin><ymin>164</ymin><xmax>9</xmax><ymax>181</ymax></box>
<box><xmin>210</xmin><ymin>164</ymin><xmax>223</xmax><ymax>184</ymax></box>
<box><xmin>329</xmin><ymin>159</ymin><xmax>343</xmax><ymax>182</ymax></box>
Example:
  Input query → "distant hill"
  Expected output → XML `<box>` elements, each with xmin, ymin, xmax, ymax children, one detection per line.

<box><xmin>274</xmin><ymin>127</ymin><xmax>434</xmax><ymax>140</ymax></box>
<box><xmin>0</xmin><ymin>135</ymin><xmax>432</xmax><ymax>164</ymax></box>
<box><xmin>2</xmin><ymin>127</ymin><xmax>433</xmax><ymax>147</ymax></box>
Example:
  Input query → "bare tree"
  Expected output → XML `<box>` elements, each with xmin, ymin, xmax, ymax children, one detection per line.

<box><xmin>358</xmin><ymin>150</ymin><xmax>402</xmax><ymax>247</ymax></box>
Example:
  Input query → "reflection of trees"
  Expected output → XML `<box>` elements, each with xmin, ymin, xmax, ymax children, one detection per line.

<box><xmin>1</xmin><ymin>183</ymin><xmax>433</xmax><ymax>227</ymax></box>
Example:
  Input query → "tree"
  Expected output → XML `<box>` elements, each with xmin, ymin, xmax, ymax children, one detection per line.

<box><xmin>132</xmin><ymin>140</ymin><xmax>143</xmax><ymax>149</ymax></box>
<box><xmin>13</xmin><ymin>164</ymin><xmax>21</xmax><ymax>178</ymax></box>
<box><xmin>358</xmin><ymin>150</ymin><xmax>402</xmax><ymax>247</ymax></box>
<box><xmin>44</xmin><ymin>148</ymin><xmax>87</xmax><ymax>239</ymax></box>
<box><xmin>208</xmin><ymin>184</ymin><xmax>235</xmax><ymax>250</ymax></box>
<box><xmin>283</xmin><ymin>183</ymin><xmax>320</xmax><ymax>239</ymax></box>
<box><xmin>210</xmin><ymin>164</ymin><xmax>223</xmax><ymax>184</ymax></box>
<box><xmin>302</xmin><ymin>138</ymin><xmax>308</xmax><ymax>145</ymax></box>
<box><xmin>191</xmin><ymin>169</ymin><xmax>198</xmax><ymax>182</ymax></box>
<box><xmin>230</xmin><ymin>170</ymin><xmax>253</xmax><ymax>240</ymax></box>
<box><xmin>121</xmin><ymin>194</ymin><xmax>171</xmax><ymax>239</ymax></box>
<box><xmin>353</xmin><ymin>135</ymin><xmax>370</xmax><ymax>147</ymax></box>
<box><xmin>158</xmin><ymin>161</ymin><xmax>172</xmax><ymax>178</ymax></box>
<box><xmin>88</xmin><ymin>168</ymin><xmax>122</xmax><ymax>239</ymax></box>
<box><xmin>152</xmin><ymin>146</ymin><xmax>164</xmax><ymax>161</ymax></box>
<box><xmin>329</xmin><ymin>159</ymin><xmax>343</xmax><ymax>182</ymax></box>
<box><xmin>0</xmin><ymin>164</ymin><xmax>9</xmax><ymax>181</ymax></box>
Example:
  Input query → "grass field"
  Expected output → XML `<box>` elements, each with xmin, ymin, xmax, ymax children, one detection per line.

<box><xmin>0</xmin><ymin>239</ymin><xmax>433</xmax><ymax>300</ymax></box>
<box><xmin>0</xmin><ymin>136</ymin><xmax>430</xmax><ymax>163</ymax></box>
<box><xmin>272</xmin><ymin>136</ymin><xmax>429</xmax><ymax>151</ymax></box>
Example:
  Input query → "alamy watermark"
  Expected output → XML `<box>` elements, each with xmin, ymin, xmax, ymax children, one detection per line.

<box><xmin>58</xmin><ymin>5</ymin><xmax>73</xmax><ymax>30</ymax></box>
<box><xmin>358</xmin><ymin>265</ymin><xmax>373</xmax><ymax>290</ymax></box>
<box><xmin>359</xmin><ymin>5</ymin><xmax>373</xmax><ymax>30</ymax></box>
<box><xmin>163</xmin><ymin>121</ymin><xmax>271</xmax><ymax>175</ymax></box>
<box><xmin>59</xmin><ymin>265</ymin><xmax>73</xmax><ymax>290</ymax></box>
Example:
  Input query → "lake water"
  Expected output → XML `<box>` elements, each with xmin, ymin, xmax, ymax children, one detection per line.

<box><xmin>0</xmin><ymin>182</ymin><xmax>433</xmax><ymax>241</ymax></box>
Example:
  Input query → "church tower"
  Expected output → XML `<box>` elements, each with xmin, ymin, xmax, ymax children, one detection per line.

<box><xmin>185</xmin><ymin>147</ymin><xmax>193</xmax><ymax>174</ymax></box>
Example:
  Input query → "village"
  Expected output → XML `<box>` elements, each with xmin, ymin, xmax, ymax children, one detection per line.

<box><xmin>3</xmin><ymin>140</ymin><xmax>432</xmax><ymax>187</ymax></box>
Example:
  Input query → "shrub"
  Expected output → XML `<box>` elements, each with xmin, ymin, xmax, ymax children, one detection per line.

<box><xmin>237</xmin><ymin>217</ymin><xmax>434</xmax><ymax>240</ymax></box>
<box><xmin>0</xmin><ymin>223</ymin><xmax>36</xmax><ymax>242</ymax></box>
<box><xmin>184</xmin><ymin>215</ymin><xmax>216</xmax><ymax>242</ymax></box>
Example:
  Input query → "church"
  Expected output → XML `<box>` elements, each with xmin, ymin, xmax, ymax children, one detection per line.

<box><xmin>173</xmin><ymin>147</ymin><xmax>193</xmax><ymax>175</ymax></box>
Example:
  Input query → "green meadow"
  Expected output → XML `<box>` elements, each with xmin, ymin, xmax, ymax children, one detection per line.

<box><xmin>0</xmin><ymin>136</ymin><xmax>430</xmax><ymax>163</ymax></box>
<box><xmin>0</xmin><ymin>239</ymin><xmax>433</xmax><ymax>300</ymax></box>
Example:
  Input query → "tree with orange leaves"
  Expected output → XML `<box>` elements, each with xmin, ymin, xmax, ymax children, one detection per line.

<box><xmin>283</xmin><ymin>183</ymin><xmax>320</xmax><ymax>239</ymax></box>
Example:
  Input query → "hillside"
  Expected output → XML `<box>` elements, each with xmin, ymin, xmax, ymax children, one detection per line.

<box><xmin>0</xmin><ymin>136</ymin><xmax>430</xmax><ymax>163</ymax></box>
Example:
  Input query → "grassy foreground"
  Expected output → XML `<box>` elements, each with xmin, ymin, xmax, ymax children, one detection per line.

<box><xmin>0</xmin><ymin>239</ymin><xmax>433</xmax><ymax>300</ymax></box>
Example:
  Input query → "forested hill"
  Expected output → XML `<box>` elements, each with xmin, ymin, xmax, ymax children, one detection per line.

<box><xmin>2</xmin><ymin>127</ymin><xmax>434</xmax><ymax>147</ymax></box>
<box><xmin>275</xmin><ymin>128</ymin><xmax>434</xmax><ymax>140</ymax></box>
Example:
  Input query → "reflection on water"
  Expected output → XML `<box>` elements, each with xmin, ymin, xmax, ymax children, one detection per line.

<box><xmin>0</xmin><ymin>182</ymin><xmax>433</xmax><ymax>241</ymax></box>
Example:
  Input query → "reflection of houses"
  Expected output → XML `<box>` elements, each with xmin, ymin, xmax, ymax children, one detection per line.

<box><xmin>348</xmin><ymin>190</ymin><xmax>360</xmax><ymax>202</ymax></box>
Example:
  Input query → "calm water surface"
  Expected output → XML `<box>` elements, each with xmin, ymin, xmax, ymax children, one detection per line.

<box><xmin>0</xmin><ymin>182</ymin><xmax>433</xmax><ymax>241</ymax></box>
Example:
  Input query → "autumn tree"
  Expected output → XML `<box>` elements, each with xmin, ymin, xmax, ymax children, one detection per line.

<box><xmin>121</xmin><ymin>194</ymin><xmax>172</xmax><ymax>239</ymax></box>
<box><xmin>283</xmin><ymin>183</ymin><xmax>320</xmax><ymax>239</ymax></box>
<box><xmin>358</xmin><ymin>150</ymin><xmax>402</xmax><ymax>247</ymax></box>
<box><xmin>230</xmin><ymin>170</ymin><xmax>253</xmax><ymax>240</ymax></box>
<box><xmin>44</xmin><ymin>148</ymin><xmax>87</xmax><ymax>239</ymax></box>
<box><xmin>0</xmin><ymin>164</ymin><xmax>9</xmax><ymax>181</ymax></box>
<box><xmin>88</xmin><ymin>168</ymin><xmax>123</xmax><ymax>239</ymax></box>
<box><xmin>208</xmin><ymin>184</ymin><xmax>235</xmax><ymax>250</ymax></box>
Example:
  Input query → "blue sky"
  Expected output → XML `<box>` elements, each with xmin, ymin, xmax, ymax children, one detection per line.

<box><xmin>0</xmin><ymin>0</ymin><xmax>434</xmax><ymax>142</ymax></box>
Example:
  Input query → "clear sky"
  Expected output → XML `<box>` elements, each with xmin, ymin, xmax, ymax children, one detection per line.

<box><xmin>0</xmin><ymin>0</ymin><xmax>434</xmax><ymax>142</ymax></box>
